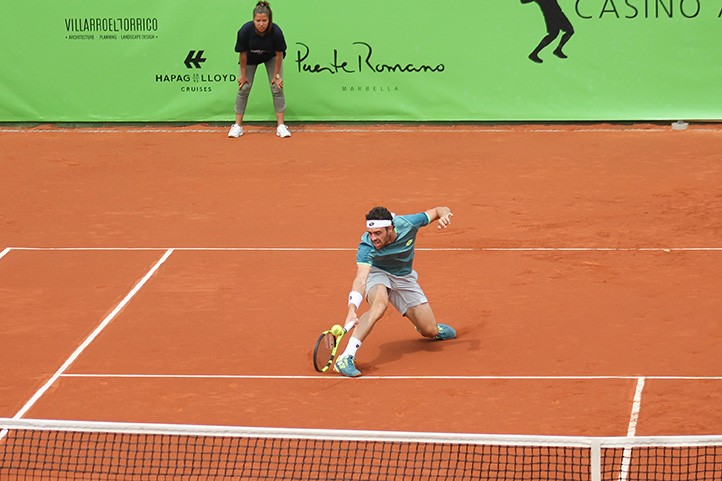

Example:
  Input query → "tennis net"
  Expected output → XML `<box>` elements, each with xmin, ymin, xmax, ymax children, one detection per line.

<box><xmin>0</xmin><ymin>418</ymin><xmax>720</xmax><ymax>480</ymax></box>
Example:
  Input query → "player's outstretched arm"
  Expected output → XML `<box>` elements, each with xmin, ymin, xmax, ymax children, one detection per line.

<box><xmin>425</xmin><ymin>206</ymin><xmax>454</xmax><ymax>230</ymax></box>
<box><xmin>345</xmin><ymin>263</ymin><xmax>371</xmax><ymax>326</ymax></box>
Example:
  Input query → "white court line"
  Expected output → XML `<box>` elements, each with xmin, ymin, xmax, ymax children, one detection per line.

<box><xmin>59</xmin><ymin>374</ymin><xmax>722</xmax><ymax>381</ymax></box>
<box><xmin>6</xmin><ymin>246</ymin><xmax>722</xmax><ymax>252</ymax></box>
<box><xmin>0</xmin><ymin>247</ymin><xmax>11</xmax><ymax>260</ymax></box>
<box><xmin>1</xmin><ymin>126</ymin><xmax>721</xmax><ymax>134</ymax></box>
<box><xmin>7</xmin><ymin>246</ymin><xmax>358</xmax><ymax>252</ymax></box>
<box><xmin>618</xmin><ymin>377</ymin><xmax>646</xmax><ymax>481</ymax></box>
<box><xmin>626</xmin><ymin>377</ymin><xmax>646</xmax><ymax>437</ymax></box>
<box><xmin>8</xmin><ymin>249</ymin><xmax>174</xmax><ymax>421</ymax></box>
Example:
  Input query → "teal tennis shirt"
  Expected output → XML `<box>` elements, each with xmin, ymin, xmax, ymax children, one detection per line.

<box><xmin>356</xmin><ymin>213</ymin><xmax>430</xmax><ymax>276</ymax></box>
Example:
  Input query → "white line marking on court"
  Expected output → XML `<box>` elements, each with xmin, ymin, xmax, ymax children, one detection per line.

<box><xmin>9</xmin><ymin>247</ymin><xmax>358</xmax><ymax>251</ymax></box>
<box><xmin>1</xmin><ymin>126</ymin><xmax>721</xmax><ymax>134</ymax></box>
<box><xmin>6</xmin><ymin>246</ymin><xmax>722</xmax><ymax>252</ymax></box>
<box><xmin>0</xmin><ymin>247</ymin><xmax>11</xmax><ymax>260</ymax></box>
<box><xmin>618</xmin><ymin>377</ymin><xmax>646</xmax><ymax>481</ymax></box>
<box><xmin>9</xmin><ymin>249</ymin><xmax>174</xmax><ymax>421</ymax></box>
<box><xmin>59</xmin><ymin>374</ymin><xmax>722</xmax><ymax>381</ymax></box>
<box><xmin>626</xmin><ymin>377</ymin><xmax>646</xmax><ymax>437</ymax></box>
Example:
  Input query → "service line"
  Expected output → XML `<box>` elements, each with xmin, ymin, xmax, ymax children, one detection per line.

<box><xmin>60</xmin><ymin>374</ymin><xmax>721</xmax><ymax>381</ymax></box>
<box><xmin>6</xmin><ymin>246</ymin><xmax>722</xmax><ymax>252</ymax></box>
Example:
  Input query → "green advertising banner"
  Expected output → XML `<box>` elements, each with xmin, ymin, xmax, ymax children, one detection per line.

<box><xmin>1</xmin><ymin>0</ymin><xmax>720</xmax><ymax>122</ymax></box>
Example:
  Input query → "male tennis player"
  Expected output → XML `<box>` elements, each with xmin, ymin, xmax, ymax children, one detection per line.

<box><xmin>334</xmin><ymin>206</ymin><xmax>457</xmax><ymax>377</ymax></box>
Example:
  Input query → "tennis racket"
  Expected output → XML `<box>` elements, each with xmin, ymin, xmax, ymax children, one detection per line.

<box><xmin>312</xmin><ymin>319</ymin><xmax>356</xmax><ymax>373</ymax></box>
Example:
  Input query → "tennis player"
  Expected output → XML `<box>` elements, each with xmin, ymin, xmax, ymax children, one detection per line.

<box><xmin>335</xmin><ymin>206</ymin><xmax>457</xmax><ymax>377</ymax></box>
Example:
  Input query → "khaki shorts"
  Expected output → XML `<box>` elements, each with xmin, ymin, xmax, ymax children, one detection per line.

<box><xmin>366</xmin><ymin>267</ymin><xmax>428</xmax><ymax>316</ymax></box>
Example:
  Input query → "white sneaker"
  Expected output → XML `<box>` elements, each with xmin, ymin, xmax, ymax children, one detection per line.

<box><xmin>228</xmin><ymin>124</ymin><xmax>243</xmax><ymax>138</ymax></box>
<box><xmin>276</xmin><ymin>124</ymin><xmax>291</xmax><ymax>138</ymax></box>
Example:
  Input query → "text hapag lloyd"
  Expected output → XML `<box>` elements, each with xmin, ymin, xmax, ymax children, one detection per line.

<box><xmin>155</xmin><ymin>74</ymin><xmax>236</xmax><ymax>82</ymax></box>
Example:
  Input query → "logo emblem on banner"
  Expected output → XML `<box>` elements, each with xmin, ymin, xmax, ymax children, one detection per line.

<box><xmin>521</xmin><ymin>0</ymin><xmax>574</xmax><ymax>63</ymax></box>
<box><xmin>184</xmin><ymin>50</ymin><xmax>207</xmax><ymax>69</ymax></box>
<box><xmin>153</xmin><ymin>49</ymin><xmax>236</xmax><ymax>93</ymax></box>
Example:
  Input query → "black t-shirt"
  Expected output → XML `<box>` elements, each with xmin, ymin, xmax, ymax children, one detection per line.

<box><xmin>234</xmin><ymin>21</ymin><xmax>287</xmax><ymax>65</ymax></box>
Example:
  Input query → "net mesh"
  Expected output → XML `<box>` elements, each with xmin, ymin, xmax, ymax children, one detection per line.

<box><xmin>0</xmin><ymin>419</ymin><xmax>720</xmax><ymax>480</ymax></box>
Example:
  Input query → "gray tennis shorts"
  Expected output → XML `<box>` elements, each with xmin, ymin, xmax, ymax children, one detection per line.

<box><xmin>366</xmin><ymin>267</ymin><xmax>428</xmax><ymax>316</ymax></box>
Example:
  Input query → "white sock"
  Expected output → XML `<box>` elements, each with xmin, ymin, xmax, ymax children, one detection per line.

<box><xmin>342</xmin><ymin>337</ymin><xmax>362</xmax><ymax>358</ymax></box>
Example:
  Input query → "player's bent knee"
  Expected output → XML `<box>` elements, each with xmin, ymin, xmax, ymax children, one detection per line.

<box><xmin>417</xmin><ymin>325</ymin><xmax>439</xmax><ymax>338</ymax></box>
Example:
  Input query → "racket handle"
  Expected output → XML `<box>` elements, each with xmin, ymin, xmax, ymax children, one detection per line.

<box><xmin>343</xmin><ymin>319</ymin><xmax>356</xmax><ymax>333</ymax></box>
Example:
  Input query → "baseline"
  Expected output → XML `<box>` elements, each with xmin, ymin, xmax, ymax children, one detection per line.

<box><xmin>2</xmin><ymin>125</ymin><xmax>722</xmax><ymax>134</ymax></box>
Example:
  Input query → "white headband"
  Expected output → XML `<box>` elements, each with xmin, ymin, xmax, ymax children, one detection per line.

<box><xmin>366</xmin><ymin>219</ymin><xmax>392</xmax><ymax>229</ymax></box>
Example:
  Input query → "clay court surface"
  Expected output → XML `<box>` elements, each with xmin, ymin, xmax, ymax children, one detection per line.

<box><xmin>1</xmin><ymin>123</ymin><xmax>720</xmax><ymax>437</ymax></box>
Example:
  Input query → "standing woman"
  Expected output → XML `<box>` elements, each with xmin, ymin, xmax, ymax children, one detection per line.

<box><xmin>228</xmin><ymin>1</ymin><xmax>291</xmax><ymax>138</ymax></box>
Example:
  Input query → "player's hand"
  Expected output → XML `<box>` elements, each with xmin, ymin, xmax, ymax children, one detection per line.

<box><xmin>272</xmin><ymin>76</ymin><xmax>283</xmax><ymax>90</ymax></box>
<box><xmin>344</xmin><ymin>311</ymin><xmax>358</xmax><ymax>328</ymax></box>
<box><xmin>237</xmin><ymin>76</ymin><xmax>249</xmax><ymax>88</ymax></box>
<box><xmin>437</xmin><ymin>212</ymin><xmax>453</xmax><ymax>229</ymax></box>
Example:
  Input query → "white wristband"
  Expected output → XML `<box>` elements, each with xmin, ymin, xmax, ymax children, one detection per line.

<box><xmin>348</xmin><ymin>290</ymin><xmax>363</xmax><ymax>309</ymax></box>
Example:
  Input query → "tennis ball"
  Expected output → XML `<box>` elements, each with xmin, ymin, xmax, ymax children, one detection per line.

<box><xmin>331</xmin><ymin>324</ymin><xmax>344</xmax><ymax>336</ymax></box>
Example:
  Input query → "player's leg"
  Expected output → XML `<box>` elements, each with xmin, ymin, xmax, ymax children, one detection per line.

<box><xmin>404</xmin><ymin>302</ymin><xmax>439</xmax><ymax>338</ymax></box>
<box><xmin>335</xmin><ymin>274</ymin><xmax>390</xmax><ymax>377</ymax></box>
<box><xmin>354</xmin><ymin>284</ymin><xmax>390</xmax><ymax>342</ymax></box>
<box><xmin>262</xmin><ymin>59</ymin><xmax>290</xmax><ymax>138</ymax></box>
<box><xmin>233</xmin><ymin>64</ymin><xmax>258</xmax><ymax>125</ymax></box>
<box><xmin>405</xmin><ymin>303</ymin><xmax>456</xmax><ymax>340</ymax></box>
<box><xmin>388</xmin><ymin>270</ymin><xmax>456</xmax><ymax>340</ymax></box>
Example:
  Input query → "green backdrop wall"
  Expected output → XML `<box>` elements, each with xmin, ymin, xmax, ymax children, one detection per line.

<box><xmin>1</xmin><ymin>0</ymin><xmax>720</xmax><ymax>122</ymax></box>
